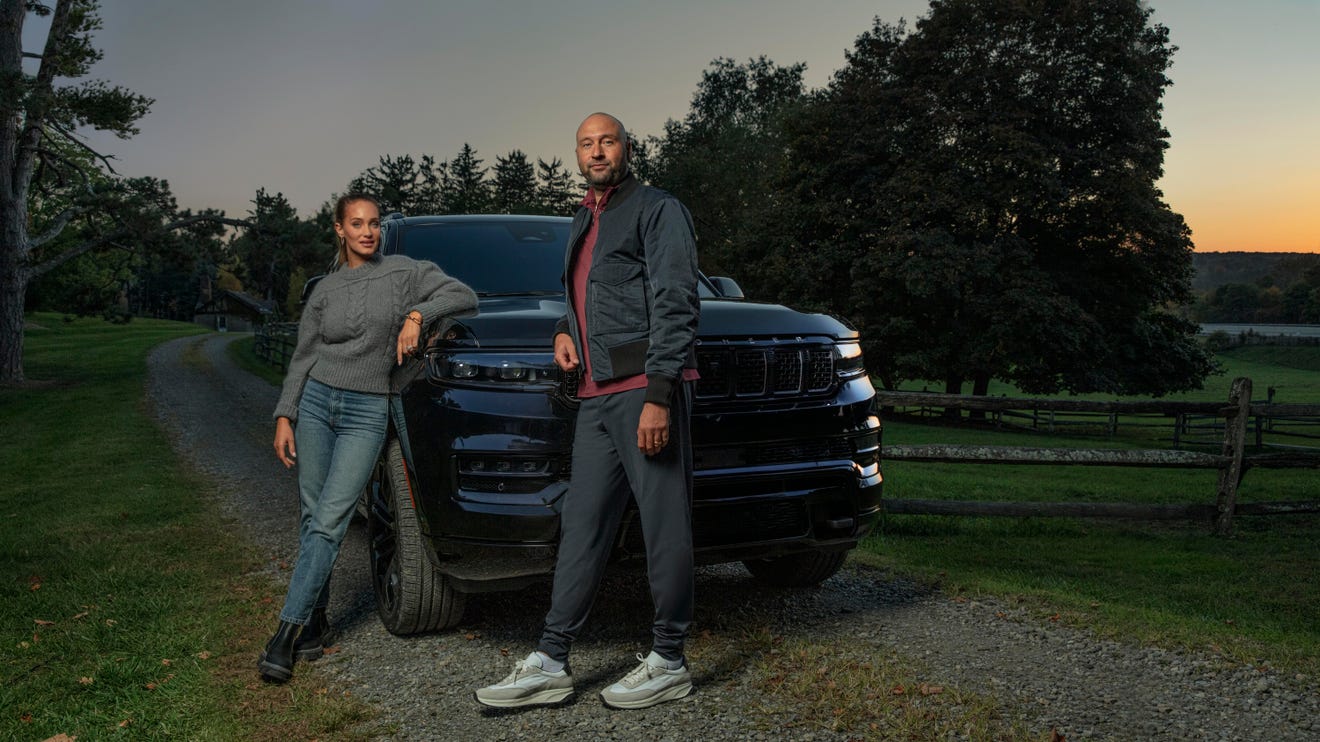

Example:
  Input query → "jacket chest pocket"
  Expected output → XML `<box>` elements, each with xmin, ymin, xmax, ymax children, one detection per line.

<box><xmin>589</xmin><ymin>261</ymin><xmax>648</xmax><ymax>335</ymax></box>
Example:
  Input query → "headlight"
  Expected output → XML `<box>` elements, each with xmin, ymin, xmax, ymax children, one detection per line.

<box><xmin>427</xmin><ymin>351</ymin><xmax>560</xmax><ymax>387</ymax></box>
<box><xmin>834</xmin><ymin>342</ymin><xmax>866</xmax><ymax>379</ymax></box>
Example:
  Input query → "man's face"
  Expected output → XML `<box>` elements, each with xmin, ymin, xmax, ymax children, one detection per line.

<box><xmin>576</xmin><ymin>114</ymin><xmax>629</xmax><ymax>190</ymax></box>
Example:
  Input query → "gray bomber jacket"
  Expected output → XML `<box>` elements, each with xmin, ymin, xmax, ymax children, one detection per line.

<box><xmin>554</xmin><ymin>173</ymin><xmax>700</xmax><ymax>406</ymax></box>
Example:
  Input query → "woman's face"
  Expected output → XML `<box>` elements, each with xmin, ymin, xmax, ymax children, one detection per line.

<box><xmin>335</xmin><ymin>199</ymin><xmax>381</xmax><ymax>267</ymax></box>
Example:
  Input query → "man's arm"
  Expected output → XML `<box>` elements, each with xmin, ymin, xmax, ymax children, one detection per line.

<box><xmin>639</xmin><ymin>196</ymin><xmax>701</xmax><ymax>407</ymax></box>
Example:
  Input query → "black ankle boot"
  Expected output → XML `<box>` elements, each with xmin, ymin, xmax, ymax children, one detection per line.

<box><xmin>257</xmin><ymin>621</ymin><xmax>299</xmax><ymax>683</ymax></box>
<box><xmin>294</xmin><ymin>607</ymin><xmax>337</xmax><ymax>661</ymax></box>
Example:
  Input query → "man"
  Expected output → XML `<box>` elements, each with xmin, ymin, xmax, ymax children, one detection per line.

<box><xmin>475</xmin><ymin>112</ymin><xmax>701</xmax><ymax>710</ymax></box>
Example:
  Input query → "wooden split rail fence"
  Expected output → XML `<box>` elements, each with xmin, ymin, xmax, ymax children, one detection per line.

<box><xmin>253</xmin><ymin>322</ymin><xmax>299</xmax><ymax>371</ymax></box>
<box><xmin>877</xmin><ymin>378</ymin><xmax>1320</xmax><ymax>536</ymax></box>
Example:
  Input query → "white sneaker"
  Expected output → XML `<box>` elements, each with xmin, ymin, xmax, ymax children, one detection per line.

<box><xmin>600</xmin><ymin>651</ymin><xmax>692</xmax><ymax>709</ymax></box>
<box><xmin>475</xmin><ymin>651</ymin><xmax>574</xmax><ymax>708</ymax></box>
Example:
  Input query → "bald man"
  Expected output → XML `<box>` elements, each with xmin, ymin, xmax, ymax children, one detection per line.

<box><xmin>476</xmin><ymin>112</ymin><xmax>701</xmax><ymax>710</ymax></box>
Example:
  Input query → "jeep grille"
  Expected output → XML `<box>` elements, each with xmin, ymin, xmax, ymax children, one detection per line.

<box><xmin>696</xmin><ymin>345</ymin><xmax>834</xmax><ymax>400</ymax></box>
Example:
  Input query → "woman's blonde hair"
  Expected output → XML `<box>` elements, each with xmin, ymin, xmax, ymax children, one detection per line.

<box><xmin>333</xmin><ymin>192</ymin><xmax>381</xmax><ymax>267</ymax></box>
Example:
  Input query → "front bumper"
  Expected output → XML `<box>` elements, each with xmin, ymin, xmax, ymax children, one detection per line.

<box><xmin>395</xmin><ymin>376</ymin><xmax>882</xmax><ymax>591</ymax></box>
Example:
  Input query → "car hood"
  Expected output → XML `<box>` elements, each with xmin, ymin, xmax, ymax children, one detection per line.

<box><xmin>452</xmin><ymin>295</ymin><xmax>857</xmax><ymax>347</ymax></box>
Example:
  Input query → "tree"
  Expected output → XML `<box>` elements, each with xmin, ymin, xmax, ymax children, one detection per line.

<box><xmin>491</xmin><ymin>149</ymin><xmax>537</xmax><ymax>214</ymax></box>
<box><xmin>776</xmin><ymin>0</ymin><xmax>1214</xmax><ymax>396</ymax></box>
<box><xmin>347</xmin><ymin>153</ymin><xmax>442</xmax><ymax>215</ymax></box>
<box><xmin>1</xmin><ymin>0</ymin><xmax>246</xmax><ymax>382</ymax></box>
<box><xmin>227</xmin><ymin>188</ymin><xmax>321</xmax><ymax>305</ymax></box>
<box><xmin>535</xmin><ymin>157</ymin><xmax>576</xmax><ymax>216</ymax></box>
<box><xmin>647</xmin><ymin>57</ymin><xmax>806</xmax><ymax>279</ymax></box>
<box><xmin>440</xmin><ymin>143</ymin><xmax>490</xmax><ymax>214</ymax></box>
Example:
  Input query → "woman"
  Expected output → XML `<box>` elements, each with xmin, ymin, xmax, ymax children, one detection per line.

<box><xmin>259</xmin><ymin>193</ymin><xmax>477</xmax><ymax>683</ymax></box>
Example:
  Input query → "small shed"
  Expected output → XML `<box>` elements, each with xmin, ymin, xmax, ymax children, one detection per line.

<box><xmin>193</xmin><ymin>290</ymin><xmax>277</xmax><ymax>332</ymax></box>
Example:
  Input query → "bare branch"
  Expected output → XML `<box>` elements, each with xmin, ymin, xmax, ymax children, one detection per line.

<box><xmin>35</xmin><ymin>144</ymin><xmax>96</xmax><ymax>194</ymax></box>
<box><xmin>29</xmin><ymin>213</ymin><xmax>253</xmax><ymax>279</ymax></box>
<box><xmin>28</xmin><ymin>204</ymin><xmax>87</xmax><ymax>248</ymax></box>
<box><xmin>22</xmin><ymin>51</ymin><xmax>42</xmax><ymax>59</ymax></box>
<box><xmin>46</xmin><ymin>122</ymin><xmax>118</xmax><ymax>174</ymax></box>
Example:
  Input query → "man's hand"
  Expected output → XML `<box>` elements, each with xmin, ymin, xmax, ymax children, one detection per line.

<box><xmin>554</xmin><ymin>332</ymin><xmax>580</xmax><ymax>371</ymax></box>
<box><xmin>274</xmin><ymin>417</ymin><xmax>297</xmax><ymax>469</ymax></box>
<box><xmin>637</xmin><ymin>402</ymin><xmax>670</xmax><ymax>456</ymax></box>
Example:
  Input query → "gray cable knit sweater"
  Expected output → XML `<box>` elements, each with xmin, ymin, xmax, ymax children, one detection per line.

<box><xmin>273</xmin><ymin>254</ymin><xmax>477</xmax><ymax>422</ymax></box>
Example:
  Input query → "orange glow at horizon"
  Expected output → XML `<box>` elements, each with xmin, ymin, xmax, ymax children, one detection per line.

<box><xmin>1175</xmin><ymin>193</ymin><xmax>1319</xmax><ymax>254</ymax></box>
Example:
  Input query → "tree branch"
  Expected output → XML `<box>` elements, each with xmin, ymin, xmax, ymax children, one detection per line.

<box><xmin>29</xmin><ymin>214</ymin><xmax>252</xmax><ymax>279</ymax></box>
<box><xmin>13</xmin><ymin>0</ymin><xmax>73</xmax><ymax>201</ymax></box>
<box><xmin>46</xmin><ymin>122</ymin><xmax>119</xmax><ymax>174</ymax></box>
<box><xmin>28</xmin><ymin>204</ymin><xmax>87</xmax><ymax>248</ymax></box>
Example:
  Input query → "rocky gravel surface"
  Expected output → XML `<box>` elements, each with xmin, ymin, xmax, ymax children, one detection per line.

<box><xmin>146</xmin><ymin>333</ymin><xmax>1319</xmax><ymax>741</ymax></box>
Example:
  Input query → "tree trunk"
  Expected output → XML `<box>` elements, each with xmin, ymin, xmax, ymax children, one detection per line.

<box><xmin>0</xmin><ymin>232</ymin><xmax>28</xmax><ymax>383</ymax></box>
<box><xmin>942</xmin><ymin>375</ymin><xmax>962</xmax><ymax>420</ymax></box>
<box><xmin>969</xmin><ymin>372</ymin><xmax>990</xmax><ymax>421</ymax></box>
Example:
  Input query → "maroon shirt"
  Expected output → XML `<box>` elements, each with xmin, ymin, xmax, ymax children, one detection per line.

<box><xmin>570</xmin><ymin>185</ymin><xmax>698</xmax><ymax>400</ymax></box>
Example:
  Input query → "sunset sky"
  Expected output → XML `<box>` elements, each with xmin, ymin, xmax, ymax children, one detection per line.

<box><xmin>25</xmin><ymin>0</ymin><xmax>1320</xmax><ymax>253</ymax></box>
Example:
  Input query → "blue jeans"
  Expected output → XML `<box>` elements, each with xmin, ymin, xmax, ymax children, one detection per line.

<box><xmin>280</xmin><ymin>378</ymin><xmax>388</xmax><ymax>624</ymax></box>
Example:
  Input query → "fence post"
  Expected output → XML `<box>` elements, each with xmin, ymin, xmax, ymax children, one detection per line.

<box><xmin>1213</xmin><ymin>377</ymin><xmax>1252</xmax><ymax>536</ymax></box>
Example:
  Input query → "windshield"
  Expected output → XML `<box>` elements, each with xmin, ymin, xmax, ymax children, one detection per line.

<box><xmin>399</xmin><ymin>221</ymin><xmax>569</xmax><ymax>295</ymax></box>
<box><xmin>397</xmin><ymin>218</ymin><xmax>717</xmax><ymax>297</ymax></box>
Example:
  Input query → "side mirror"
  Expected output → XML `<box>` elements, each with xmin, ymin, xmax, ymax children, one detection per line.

<box><xmin>708</xmin><ymin>276</ymin><xmax>744</xmax><ymax>300</ymax></box>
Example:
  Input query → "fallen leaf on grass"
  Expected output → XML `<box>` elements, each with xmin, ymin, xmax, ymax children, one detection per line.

<box><xmin>315</xmin><ymin>687</ymin><xmax>328</xmax><ymax>696</ymax></box>
<box><xmin>918</xmin><ymin>683</ymin><xmax>944</xmax><ymax>696</ymax></box>
<box><xmin>40</xmin><ymin>735</ymin><xmax>76</xmax><ymax>742</ymax></box>
<box><xmin>1049</xmin><ymin>728</ymin><xmax>1067</xmax><ymax>742</ymax></box>
<box><xmin>71</xmin><ymin>612</ymin><xmax>89</xmax><ymax>621</ymax></box>
<box><xmin>35</xmin><ymin>619</ymin><xmax>55</xmax><ymax>627</ymax></box>
<box><xmin>499</xmin><ymin>647</ymin><xmax>510</xmax><ymax>657</ymax></box>
<box><xmin>118</xmin><ymin>720</ymin><xmax>130</xmax><ymax>728</ymax></box>
<box><xmin>160</xmin><ymin>659</ymin><xmax>172</xmax><ymax>666</ymax></box>
<box><xmin>30</xmin><ymin>583</ymin><xmax>41</xmax><ymax>592</ymax></box>
<box><xmin>79</xmin><ymin>677</ymin><xmax>93</xmax><ymax>685</ymax></box>
<box><xmin>1048</xmin><ymin>613</ymin><xmax>1060</xmax><ymax>623</ymax></box>
<box><xmin>145</xmin><ymin>683</ymin><xmax>157</xmax><ymax>691</ymax></box>
<box><xmin>104</xmin><ymin>619</ymin><xmax>117</xmax><ymax>627</ymax></box>
<box><xmin>323</xmin><ymin>646</ymin><xmax>340</xmax><ymax>655</ymax></box>
<box><xmin>890</xmin><ymin>685</ymin><xmax>906</xmax><ymax>695</ymax></box>
<box><xmin>464</xmin><ymin>632</ymin><xmax>477</xmax><ymax>641</ymax></box>
<box><xmin>995</xmin><ymin>611</ymin><xmax>1006</xmax><ymax>619</ymax></box>
<box><xmin>20</xmin><ymin>713</ymin><xmax>32</xmax><ymax>723</ymax></box>
<box><xmin>196</xmin><ymin>651</ymin><xmax>212</xmax><ymax>660</ymax></box>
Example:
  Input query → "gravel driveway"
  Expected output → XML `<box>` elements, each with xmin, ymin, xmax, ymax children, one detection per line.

<box><xmin>146</xmin><ymin>333</ymin><xmax>1318</xmax><ymax>741</ymax></box>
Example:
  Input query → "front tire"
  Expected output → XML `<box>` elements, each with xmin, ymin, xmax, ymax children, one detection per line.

<box><xmin>368</xmin><ymin>438</ymin><xmax>466</xmax><ymax>634</ymax></box>
<box><xmin>743</xmin><ymin>550</ymin><xmax>848</xmax><ymax>587</ymax></box>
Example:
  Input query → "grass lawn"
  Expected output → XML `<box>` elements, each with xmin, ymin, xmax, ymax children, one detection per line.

<box><xmin>0</xmin><ymin>313</ymin><xmax>372</xmax><ymax>741</ymax></box>
<box><xmin>866</xmin><ymin>345</ymin><xmax>1320</xmax><ymax>676</ymax></box>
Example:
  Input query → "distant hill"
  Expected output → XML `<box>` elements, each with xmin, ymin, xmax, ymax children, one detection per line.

<box><xmin>1192</xmin><ymin>252</ymin><xmax>1320</xmax><ymax>293</ymax></box>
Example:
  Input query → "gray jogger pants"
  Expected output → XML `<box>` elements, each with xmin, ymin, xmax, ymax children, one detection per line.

<box><xmin>538</xmin><ymin>382</ymin><xmax>694</xmax><ymax>663</ymax></box>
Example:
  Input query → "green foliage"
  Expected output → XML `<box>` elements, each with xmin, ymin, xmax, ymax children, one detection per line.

<box><xmin>646</xmin><ymin>56</ymin><xmax>806</xmax><ymax>279</ymax></box>
<box><xmin>1194</xmin><ymin>262</ymin><xmax>1320</xmax><ymax>322</ymax></box>
<box><xmin>347</xmin><ymin>144</ymin><xmax>585</xmax><ymax>218</ymax></box>
<box><xmin>491</xmin><ymin>149</ymin><xmax>537</xmax><ymax>214</ymax></box>
<box><xmin>226</xmin><ymin>188</ymin><xmax>324</xmax><ymax>307</ymax></box>
<box><xmin>534</xmin><ymin>157</ymin><xmax>577</xmax><ymax>216</ymax></box>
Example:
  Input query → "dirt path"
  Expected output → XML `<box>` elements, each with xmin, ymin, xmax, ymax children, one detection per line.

<box><xmin>145</xmin><ymin>333</ymin><xmax>1318</xmax><ymax>741</ymax></box>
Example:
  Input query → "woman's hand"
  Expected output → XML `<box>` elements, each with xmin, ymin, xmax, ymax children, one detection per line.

<box><xmin>397</xmin><ymin>311</ymin><xmax>423</xmax><ymax>365</ymax></box>
<box><xmin>274</xmin><ymin>417</ymin><xmax>297</xmax><ymax>468</ymax></box>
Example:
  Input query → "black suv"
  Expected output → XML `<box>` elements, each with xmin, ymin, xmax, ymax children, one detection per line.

<box><xmin>367</xmin><ymin>214</ymin><xmax>882</xmax><ymax>634</ymax></box>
